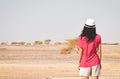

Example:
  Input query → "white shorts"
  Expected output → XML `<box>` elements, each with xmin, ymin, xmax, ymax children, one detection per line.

<box><xmin>79</xmin><ymin>64</ymin><xmax>101</xmax><ymax>76</ymax></box>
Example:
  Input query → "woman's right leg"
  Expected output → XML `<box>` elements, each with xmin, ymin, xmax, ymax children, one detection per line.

<box><xmin>92</xmin><ymin>76</ymin><xmax>98</xmax><ymax>79</ymax></box>
<box><xmin>82</xmin><ymin>76</ymin><xmax>89</xmax><ymax>79</ymax></box>
<box><xmin>91</xmin><ymin>64</ymin><xmax>101</xmax><ymax>79</ymax></box>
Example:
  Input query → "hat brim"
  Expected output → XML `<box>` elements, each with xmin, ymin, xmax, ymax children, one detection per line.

<box><xmin>84</xmin><ymin>24</ymin><xmax>96</xmax><ymax>28</ymax></box>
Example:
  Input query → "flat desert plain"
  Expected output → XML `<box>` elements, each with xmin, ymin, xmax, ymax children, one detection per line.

<box><xmin>0</xmin><ymin>44</ymin><xmax>120</xmax><ymax>79</ymax></box>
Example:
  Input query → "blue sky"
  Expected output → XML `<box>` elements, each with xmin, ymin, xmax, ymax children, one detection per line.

<box><xmin>0</xmin><ymin>0</ymin><xmax>120</xmax><ymax>43</ymax></box>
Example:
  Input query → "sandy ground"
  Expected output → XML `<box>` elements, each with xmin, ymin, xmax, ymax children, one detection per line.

<box><xmin>0</xmin><ymin>44</ymin><xmax>120</xmax><ymax>79</ymax></box>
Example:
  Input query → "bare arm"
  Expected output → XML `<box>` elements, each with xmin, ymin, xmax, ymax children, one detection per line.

<box><xmin>78</xmin><ymin>47</ymin><xmax>82</xmax><ymax>69</ymax></box>
<box><xmin>97</xmin><ymin>44</ymin><xmax>102</xmax><ymax>64</ymax></box>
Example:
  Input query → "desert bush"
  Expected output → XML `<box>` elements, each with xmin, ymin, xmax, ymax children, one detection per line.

<box><xmin>60</xmin><ymin>46</ymin><xmax>73</xmax><ymax>54</ymax></box>
<box><xmin>11</xmin><ymin>42</ymin><xmax>17</xmax><ymax>45</ymax></box>
<box><xmin>11</xmin><ymin>42</ymin><xmax>25</xmax><ymax>45</ymax></box>
<box><xmin>34</xmin><ymin>41</ymin><xmax>43</xmax><ymax>45</ymax></box>
<box><xmin>54</xmin><ymin>42</ymin><xmax>62</xmax><ymax>45</ymax></box>
<box><xmin>60</xmin><ymin>48</ymin><xmax>68</xmax><ymax>54</ymax></box>
<box><xmin>44</xmin><ymin>39</ymin><xmax>51</xmax><ymax>44</ymax></box>
<box><xmin>18</xmin><ymin>42</ymin><xmax>25</xmax><ymax>45</ymax></box>
<box><xmin>26</xmin><ymin>43</ymin><xmax>32</xmax><ymax>46</ymax></box>
<box><xmin>0</xmin><ymin>42</ymin><xmax>8</xmax><ymax>45</ymax></box>
<box><xmin>60</xmin><ymin>37</ymin><xmax>78</xmax><ymax>54</ymax></box>
<box><xmin>66</xmin><ymin>38</ymin><xmax>78</xmax><ymax>46</ymax></box>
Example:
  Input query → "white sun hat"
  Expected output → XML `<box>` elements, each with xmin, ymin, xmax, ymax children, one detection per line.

<box><xmin>85</xmin><ymin>18</ymin><xmax>95</xmax><ymax>27</ymax></box>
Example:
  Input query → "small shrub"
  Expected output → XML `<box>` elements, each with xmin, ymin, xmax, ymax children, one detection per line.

<box><xmin>34</xmin><ymin>41</ymin><xmax>43</xmax><ymax>45</ymax></box>
<box><xmin>60</xmin><ymin>46</ymin><xmax>72</xmax><ymax>54</ymax></box>
<box><xmin>44</xmin><ymin>39</ymin><xmax>51</xmax><ymax>44</ymax></box>
<box><xmin>11</xmin><ymin>42</ymin><xmax>25</xmax><ymax>45</ymax></box>
<box><xmin>26</xmin><ymin>43</ymin><xmax>31</xmax><ymax>46</ymax></box>
<box><xmin>1</xmin><ymin>42</ymin><xmax>8</xmax><ymax>45</ymax></box>
<box><xmin>60</xmin><ymin>37</ymin><xmax>78</xmax><ymax>54</ymax></box>
<box><xmin>54</xmin><ymin>42</ymin><xmax>62</xmax><ymax>45</ymax></box>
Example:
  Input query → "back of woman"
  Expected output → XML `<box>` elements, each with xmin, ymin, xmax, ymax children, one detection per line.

<box><xmin>77</xmin><ymin>34</ymin><xmax>101</xmax><ymax>67</ymax></box>
<box><xmin>77</xmin><ymin>18</ymin><xmax>102</xmax><ymax>79</ymax></box>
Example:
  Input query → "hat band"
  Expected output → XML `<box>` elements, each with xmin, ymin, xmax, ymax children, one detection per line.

<box><xmin>85</xmin><ymin>24</ymin><xmax>96</xmax><ymax>28</ymax></box>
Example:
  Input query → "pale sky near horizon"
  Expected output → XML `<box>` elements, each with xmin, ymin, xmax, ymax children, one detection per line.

<box><xmin>0</xmin><ymin>0</ymin><xmax>120</xmax><ymax>43</ymax></box>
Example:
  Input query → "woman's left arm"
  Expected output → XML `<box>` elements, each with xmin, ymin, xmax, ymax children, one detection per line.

<box><xmin>78</xmin><ymin>47</ymin><xmax>82</xmax><ymax>70</ymax></box>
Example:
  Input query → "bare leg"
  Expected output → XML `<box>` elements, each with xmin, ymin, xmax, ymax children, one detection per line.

<box><xmin>92</xmin><ymin>76</ymin><xmax>99</xmax><ymax>79</ymax></box>
<box><xmin>82</xmin><ymin>76</ymin><xmax>89</xmax><ymax>79</ymax></box>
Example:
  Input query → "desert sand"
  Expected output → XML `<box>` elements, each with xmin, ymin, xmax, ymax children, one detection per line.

<box><xmin>0</xmin><ymin>44</ymin><xmax>120</xmax><ymax>79</ymax></box>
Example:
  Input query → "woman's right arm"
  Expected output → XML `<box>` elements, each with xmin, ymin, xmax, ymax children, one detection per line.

<box><xmin>98</xmin><ymin>44</ymin><xmax>102</xmax><ymax>63</ymax></box>
<box><xmin>97</xmin><ymin>43</ymin><xmax>102</xmax><ymax>69</ymax></box>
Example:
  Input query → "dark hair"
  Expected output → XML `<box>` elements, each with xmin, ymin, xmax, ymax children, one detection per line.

<box><xmin>80</xmin><ymin>26</ymin><xmax>96</xmax><ymax>41</ymax></box>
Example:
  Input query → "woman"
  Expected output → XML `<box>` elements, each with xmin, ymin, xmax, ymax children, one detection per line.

<box><xmin>77</xmin><ymin>18</ymin><xmax>102</xmax><ymax>79</ymax></box>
